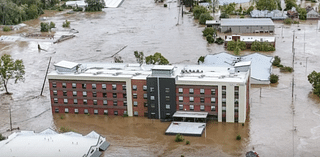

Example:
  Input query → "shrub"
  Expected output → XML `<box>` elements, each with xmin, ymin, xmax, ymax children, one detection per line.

<box><xmin>62</xmin><ymin>20</ymin><xmax>71</xmax><ymax>28</ymax></box>
<box><xmin>41</xmin><ymin>22</ymin><xmax>50</xmax><ymax>32</ymax></box>
<box><xmin>270</xmin><ymin>74</ymin><xmax>279</xmax><ymax>83</ymax></box>
<box><xmin>193</xmin><ymin>6</ymin><xmax>208</xmax><ymax>19</ymax></box>
<box><xmin>240</xmin><ymin>15</ymin><xmax>245</xmax><ymax>18</ymax></box>
<box><xmin>284</xmin><ymin>18</ymin><xmax>292</xmax><ymax>24</ymax></box>
<box><xmin>246</xmin><ymin>6</ymin><xmax>254</xmax><ymax>14</ymax></box>
<box><xmin>60</xmin><ymin>126</ymin><xmax>73</xmax><ymax>133</ymax></box>
<box><xmin>251</xmin><ymin>41</ymin><xmax>275</xmax><ymax>51</ymax></box>
<box><xmin>175</xmin><ymin>134</ymin><xmax>184</xmax><ymax>142</ymax></box>
<box><xmin>50</xmin><ymin>22</ymin><xmax>55</xmax><ymax>29</ymax></box>
<box><xmin>3</xmin><ymin>26</ymin><xmax>11</xmax><ymax>32</ymax></box>
<box><xmin>206</xmin><ymin>35</ymin><xmax>214</xmax><ymax>43</ymax></box>
<box><xmin>186</xmin><ymin>140</ymin><xmax>190</xmax><ymax>145</ymax></box>
<box><xmin>60</xmin><ymin>115</ymin><xmax>65</xmax><ymax>119</ymax></box>
<box><xmin>164</xmin><ymin>4</ymin><xmax>167</xmax><ymax>7</ymax></box>
<box><xmin>73</xmin><ymin>7</ymin><xmax>83</xmax><ymax>12</ymax></box>
<box><xmin>215</xmin><ymin>37</ymin><xmax>224</xmax><ymax>45</ymax></box>
<box><xmin>199</xmin><ymin>13</ymin><xmax>213</xmax><ymax>25</ymax></box>
<box><xmin>58</xmin><ymin>7</ymin><xmax>64</xmax><ymax>11</ymax></box>
<box><xmin>220</xmin><ymin>12</ymin><xmax>229</xmax><ymax>19</ymax></box>
<box><xmin>236</xmin><ymin>135</ymin><xmax>241</xmax><ymax>140</ymax></box>
<box><xmin>0</xmin><ymin>134</ymin><xmax>5</xmax><ymax>141</ymax></box>
<box><xmin>272</xmin><ymin>56</ymin><xmax>281</xmax><ymax>67</ymax></box>
<box><xmin>202</xmin><ymin>27</ymin><xmax>216</xmax><ymax>37</ymax></box>
<box><xmin>280</xmin><ymin>66</ymin><xmax>293</xmax><ymax>72</ymax></box>
<box><xmin>122</xmin><ymin>113</ymin><xmax>128</xmax><ymax>117</ymax></box>
<box><xmin>293</xmin><ymin>20</ymin><xmax>299</xmax><ymax>24</ymax></box>
<box><xmin>198</xmin><ymin>56</ymin><xmax>205</xmax><ymax>64</ymax></box>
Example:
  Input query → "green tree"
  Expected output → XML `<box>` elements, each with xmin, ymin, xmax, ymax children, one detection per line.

<box><xmin>202</xmin><ymin>27</ymin><xmax>216</xmax><ymax>37</ymax></box>
<box><xmin>85</xmin><ymin>0</ymin><xmax>105</xmax><ymax>12</ymax></box>
<box><xmin>40</xmin><ymin>22</ymin><xmax>50</xmax><ymax>32</ymax></box>
<box><xmin>298</xmin><ymin>8</ymin><xmax>307</xmax><ymax>20</ymax></box>
<box><xmin>26</xmin><ymin>4</ymin><xmax>39</xmax><ymax>19</ymax></box>
<box><xmin>308</xmin><ymin>71</ymin><xmax>320</xmax><ymax>97</ymax></box>
<box><xmin>270</xmin><ymin>74</ymin><xmax>279</xmax><ymax>83</ymax></box>
<box><xmin>251</xmin><ymin>41</ymin><xmax>275</xmax><ymax>51</ymax></box>
<box><xmin>145</xmin><ymin>52</ymin><xmax>169</xmax><ymax>65</ymax></box>
<box><xmin>0</xmin><ymin>54</ymin><xmax>25</xmax><ymax>94</ymax></box>
<box><xmin>197</xmin><ymin>56</ymin><xmax>205</xmax><ymax>64</ymax></box>
<box><xmin>193</xmin><ymin>5</ymin><xmax>208</xmax><ymax>19</ymax></box>
<box><xmin>199</xmin><ymin>13</ymin><xmax>213</xmax><ymax>25</ymax></box>
<box><xmin>256</xmin><ymin>0</ymin><xmax>279</xmax><ymax>10</ymax></box>
<box><xmin>50</xmin><ymin>21</ymin><xmax>55</xmax><ymax>29</ymax></box>
<box><xmin>62</xmin><ymin>20</ymin><xmax>70</xmax><ymax>27</ymax></box>
<box><xmin>220</xmin><ymin>12</ymin><xmax>229</xmax><ymax>19</ymax></box>
<box><xmin>134</xmin><ymin>51</ymin><xmax>144</xmax><ymax>65</ymax></box>
<box><xmin>246</xmin><ymin>6</ymin><xmax>254</xmax><ymax>14</ymax></box>
<box><xmin>285</xmin><ymin>0</ymin><xmax>297</xmax><ymax>11</ymax></box>
<box><xmin>206</xmin><ymin>35</ymin><xmax>214</xmax><ymax>43</ymax></box>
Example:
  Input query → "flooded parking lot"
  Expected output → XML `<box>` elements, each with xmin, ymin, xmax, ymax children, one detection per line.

<box><xmin>1</xmin><ymin>0</ymin><xmax>320</xmax><ymax>156</ymax></box>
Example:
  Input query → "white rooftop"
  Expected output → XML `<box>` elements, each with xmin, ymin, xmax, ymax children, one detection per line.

<box><xmin>0</xmin><ymin>129</ymin><xmax>108</xmax><ymax>157</ymax></box>
<box><xmin>221</xmin><ymin>18</ymin><xmax>274</xmax><ymax>26</ymax></box>
<box><xmin>225</xmin><ymin>35</ymin><xmax>275</xmax><ymax>43</ymax></box>
<box><xmin>206</xmin><ymin>20</ymin><xmax>221</xmax><ymax>25</ymax></box>
<box><xmin>202</xmin><ymin>52</ymin><xmax>273</xmax><ymax>84</ymax></box>
<box><xmin>165</xmin><ymin>122</ymin><xmax>206</xmax><ymax>136</ymax></box>
<box><xmin>54</xmin><ymin>60</ymin><xmax>79</xmax><ymax>69</ymax></box>
<box><xmin>152</xmin><ymin>65</ymin><xmax>175</xmax><ymax>71</ymax></box>
<box><xmin>173</xmin><ymin>111</ymin><xmax>208</xmax><ymax>119</ymax></box>
<box><xmin>104</xmin><ymin>0</ymin><xmax>125</xmax><ymax>8</ymax></box>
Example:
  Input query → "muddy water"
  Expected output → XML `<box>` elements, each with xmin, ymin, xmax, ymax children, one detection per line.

<box><xmin>1</xmin><ymin>0</ymin><xmax>320</xmax><ymax>156</ymax></box>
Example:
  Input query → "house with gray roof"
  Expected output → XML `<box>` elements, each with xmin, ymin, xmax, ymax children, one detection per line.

<box><xmin>220</xmin><ymin>18</ymin><xmax>275</xmax><ymax>34</ymax></box>
<box><xmin>250</xmin><ymin>10</ymin><xmax>288</xmax><ymax>20</ymax></box>
<box><xmin>307</xmin><ymin>10</ymin><xmax>319</xmax><ymax>20</ymax></box>
<box><xmin>201</xmin><ymin>52</ymin><xmax>273</xmax><ymax>84</ymax></box>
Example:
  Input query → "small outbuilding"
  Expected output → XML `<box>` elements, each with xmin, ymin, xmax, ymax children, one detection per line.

<box><xmin>307</xmin><ymin>10</ymin><xmax>319</xmax><ymax>20</ymax></box>
<box><xmin>220</xmin><ymin>18</ymin><xmax>275</xmax><ymax>34</ymax></box>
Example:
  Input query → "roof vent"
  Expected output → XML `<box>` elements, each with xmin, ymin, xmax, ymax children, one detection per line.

<box><xmin>181</xmin><ymin>70</ymin><xmax>185</xmax><ymax>73</ymax></box>
<box><xmin>93</xmin><ymin>71</ymin><xmax>103</xmax><ymax>75</ymax></box>
<box><xmin>199</xmin><ymin>74</ymin><xmax>205</xmax><ymax>78</ymax></box>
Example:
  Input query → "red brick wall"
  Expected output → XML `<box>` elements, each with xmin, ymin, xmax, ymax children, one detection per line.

<box><xmin>131</xmin><ymin>79</ymin><xmax>148</xmax><ymax>117</ymax></box>
<box><xmin>49</xmin><ymin>79</ymin><xmax>127</xmax><ymax>116</ymax></box>
<box><xmin>176</xmin><ymin>85</ymin><xmax>218</xmax><ymax>116</ymax></box>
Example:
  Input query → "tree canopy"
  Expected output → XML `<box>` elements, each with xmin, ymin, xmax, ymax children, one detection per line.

<box><xmin>134</xmin><ymin>51</ymin><xmax>144</xmax><ymax>65</ymax></box>
<box><xmin>308</xmin><ymin>71</ymin><xmax>320</xmax><ymax>97</ymax></box>
<box><xmin>145</xmin><ymin>52</ymin><xmax>169</xmax><ymax>65</ymax></box>
<box><xmin>85</xmin><ymin>0</ymin><xmax>105</xmax><ymax>12</ymax></box>
<box><xmin>193</xmin><ymin>5</ymin><xmax>208</xmax><ymax>19</ymax></box>
<box><xmin>0</xmin><ymin>54</ymin><xmax>25</xmax><ymax>94</ymax></box>
<box><xmin>285</xmin><ymin>0</ymin><xmax>297</xmax><ymax>11</ymax></box>
<box><xmin>256</xmin><ymin>0</ymin><xmax>280</xmax><ymax>11</ymax></box>
<box><xmin>227</xmin><ymin>40</ymin><xmax>246</xmax><ymax>55</ymax></box>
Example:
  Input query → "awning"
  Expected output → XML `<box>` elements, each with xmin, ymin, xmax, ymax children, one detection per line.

<box><xmin>173</xmin><ymin>111</ymin><xmax>208</xmax><ymax>119</ymax></box>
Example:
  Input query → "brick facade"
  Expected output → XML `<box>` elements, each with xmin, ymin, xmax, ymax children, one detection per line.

<box><xmin>131</xmin><ymin>79</ymin><xmax>148</xmax><ymax>117</ymax></box>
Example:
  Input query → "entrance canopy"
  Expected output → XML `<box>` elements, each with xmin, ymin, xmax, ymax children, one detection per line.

<box><xmin>173</xmin><ymin>111</ymin><xmax>208</xmax><ymax>119</ymax></box>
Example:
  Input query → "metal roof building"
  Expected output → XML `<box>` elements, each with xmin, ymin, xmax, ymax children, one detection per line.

<box><xmin>220</xmin><ymin>18</ymin><xmax>275</xmax><ymax>34</ymax></box>
<box><xmin>250</xmin><ymin>10</ymin><xmax>288</xmax><ymax>20</ymax></box>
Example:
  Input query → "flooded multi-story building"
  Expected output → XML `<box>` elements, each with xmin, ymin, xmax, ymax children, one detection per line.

<box><xmin>48</xmin><ymin>60</ymin><xmax>251</xmax><ymax>123</ymax></box>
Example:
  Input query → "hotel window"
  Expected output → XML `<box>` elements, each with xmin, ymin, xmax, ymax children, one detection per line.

<box><xmin>53</xmin><ymin>90</ymin><xmax>57</xmax><ymax>96</ymax></box>
<box><xmin>190</xmin><ymin>105</ymin><xmax>194</xmax><ymax>110</ymax></box>
<box><xmin>82</xmin><ymin>83</ymin><xmax>86</xmax><ymax>89</ymax></box>
<box><xmin>83</xmin><ymin>91</ymin><xmax>87</xmax><ymax>97</ymax></box>
<box><xmin>178</xmin><ymin>88</ymin><xmax>183</xmax><ymax>94</ymax></box>
<box><xmin>222</xmin><ymin>106</ymin><xmax>226</xmax><ymax>111</ymax></box>
<box><xmin>65</xmin><ymin>108</ymin><xmax>69</xmax><ymax>113</ymax></box>
<box><xmin>235</xmin><ymin>107</ymin><xmax>239</xmax><ymax>112</ymax></box>
<box><xmin>122</xmin><ymin>85</ymin><xmax>126</xmax><ymax>90</ymax></box>
<box><xmin>52</xmin><ymin>82</ymin><xmax>56</xmax><ymax>88</ymax></box>
<box><xmin>63</xmin><ymin>91</ymin><xmax>67</xmax><ymax>96</ymax></box>
<box><xmin>94</xmin><ymin>109</ymin><xmax>98</xmax><ymax>115</ymax></box>
<box><xmin>222</xmin><ymin>86</ymin><xmax>226</xmax><ymax>95</ymax></box>
<box><xmin>150</xmin><ymin>96</ymin><xmax>155</xmax><ymax>100</ymax></box>
<box><xmin>134</xmin><ymin>101</ymin><xmax>138</xmax><ymax>106</ymax></box>
<box><xmin>144</xmin><ymin>94</ymin><xmax>147</xmax><ymax>99</ymax></box>
<box><xmin>104</xmin><ymin>110</ymin><xmax>108</xmax><ymax>115</ymax></box>
<box><xmin>64</xmin><ymin>99</ymin><xmax>68</xmax><ymax>104</ymax></box>
<box><xmin>55</xmin><ymin>108</ymin><xmax>59</xmax><ymax>113</ymax></box>
<box><xmin>123</xmin><ymin>93</ymin><xmax>127</xmax><ymax>98</ymax></box>
<box><xmin>222</xmin><ymin>98</ymin><xmax>226</xmax><ymax>103</ymax></box>
<box><xmin>133</xmin><ymin>93</ymin><xmax>137</xmax><ymax>99</ymax></box>
<box><xmin>179</xmin><ymin>96</ymin><xmax>183</xmax><ymax>102</ymax></box>
<box><xmin>103</xmin><ymin>93</ymin><xmax>107</xmax><ymax>97</ymax></box>
<box><xmin>211</xmin><ymin>97</ymin><xmax>216</xmax><ymax>103</ymax></box>
<box><xmin>166</xmin><ymin>104</ymin><xmax>170</xmax><ymax>110</ymax></box>
<box><xmin>84</xmin><ymin>109</ymin><xmax>88</xmax><ymax>114</ymax></box>
<box><xmin>72</xmin><ymin>83</ymin><xmax>76</xmax><ymax>88</ymax></box>
<box><xmin>62</xmin><ymin>83</ymin><xmax>66</xmax><ymax>88</ymax></box>
<box><xmin>92</xmin><ymin>84</ymin><xmax>96</xmax><ymax>89</ymax></box>
<box><xmin>93</xmin><ymin>100</ymin><xmax>97</xmax><ymax>105</ymax></box>
<box><xmin>166</xmin><ymin>112</ymin><xmax>171</xmax><ymax>116</ymax></box>
<box><xmin>200</xmin><ymin>105</ymin><xmax>205</xmax><ymax>111</ymax></box>
<box><xmin>113</xmin><ymin>93</ymin><xmax>117</xmax><ymax>98</ymax></box>
<box><xmin>211</xmin><ymin>105</ymin><xmax>216</xmax><ymax>111</ymax></box>
<box><xmin>132</xmin><ymin>85</ymin><xmax>137</xmax><ymax>90</ymax></box>
<box><xmin>74</xmin><ymin>109</ymin><xmax>79</xmax><ymax>114</ymax></box>
<box><xmin>189</xmin><ymin>97</ymin><xmax>194</xmax><ymax>102</ymax></box>
<box><xmin>200</xmin><ymin>89</ymin><xmax>205</xmax><ymax>94</ymax></box>
<box><xmin>150</xmin><ymin>87</ymin><xmax>154</xmax><ymax>92</ymax></box>
<box><xmin>144</xmin><ymin>103</ymin><xmax>148</xmax><ymax>107</ymax></box>
<box><xmin>112</xmin><ymin>84</ymin><xmax>117</xmax><ymax>90</ymax></box>
<box><xmin>165</xmin><ymin>88</ymin><xmax>170</xmax><ymax>93</ymax></box>
<box><xmin>73</xmin><ymin>91</ymin><xmax>77</xmax><ymax>96</ymax></box>
<box><xmin>165</xmin><ymin>96</ymin><xmax>170</xmax><ymax>101</ymax></box>
<box><xmin>179</xmin><ymin>105</ymin><xmax>183</xmax><ymax>110</ymax></box>
<box><xmin>151</xmin><ymin>104</ymin><xmax>155</xmax><ymax>108</ymax></box>
<box><xmin>102</xmin><ymin>84</ymin><xmax>106</xmax><ymax>89</ymax></box>
<box><xmin>92</xmin><ymin>92</ymin><xmax>97</xmax><ymax>97</ymax></box>
<box><xmin>143</xmin><ymin>85</ymin><xmax>147</xmax><ymax>91</ymax></box>
<box><xmin>74</xmin><ymin>99</ymin><xmax>78</xmax><ymax>104</ymax></box>
<box><xmin>54</xmin><ymin>98</ymin><xmax>58</xmax><ymax>103</ymax></box>
<box><xmin>103</xmin><ymin>100</ymin><xmax>108</xmax><ymax>105</ymax></box>
<box><xmin>211</xmin><ymin>89</ymin><xmax>216</xmax><ymax>95</ymax></box>
<box><xmin>200</xmin><ymin>97</ymin><xmax>205</xmax><ymax>103</ymax></box>
<box><xmin>113</xmin><ymin>100</ymin><xmax>117</xmax><ymax>106</ymax></box>
<box><xmin>234</xmin><ymin>86</ymin><xmax>239</xmax><ymax>98</ymax></box>
<box><xmin>134</xmin><ymin>111</ymin><xmax>138</xmax><ymax>116</ymax></box>
<box><xmin>189</xmin><ymin>88</ymin><xmax>194</xmax><ymax>94</ymax></box>
<box><xmin>124</xmin><ymin>101</ymin><xmax>127</xmax><ymax>106</ymax></box>
<box><xmin>114</xmin><ymin>111</ymin><xmax>118</xmax><ymax>115</ymax></box>
<box><xmin>83</xmin><ymin>99</ymin><xmax>87</xmax><ymax>105</ymax></box>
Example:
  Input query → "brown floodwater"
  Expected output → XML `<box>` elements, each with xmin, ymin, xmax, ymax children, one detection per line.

<box><xmin>1</xmin><ymin>0</ymin><xmax>320</xmax><ymax>156</ymax></box>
